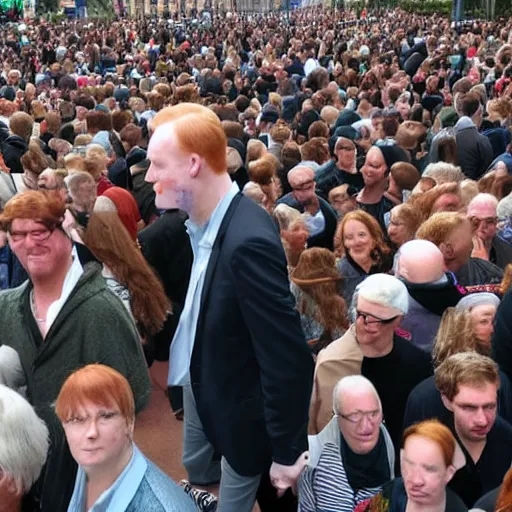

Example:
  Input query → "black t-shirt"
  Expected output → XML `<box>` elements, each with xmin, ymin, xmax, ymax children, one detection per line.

<box><xmin>361</xmin><ymin>335</ymin><xmax>433</xmax><ymax>453</ymax></box>
<box><xmin>449</xmin><ymin>416</ymin><xmax>512</xmax><ymax>508</ymax></box>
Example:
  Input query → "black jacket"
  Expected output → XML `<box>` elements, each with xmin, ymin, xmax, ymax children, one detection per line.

<box><xmin>314</xmin><ymin>160</ymin><xmax>364</xmax><ymax>200</ymax></box>
<box><xmin>277</xmin><ymin>193</ymin><xmax>338</xmax><ymax>251</ymax></box>
<box><xmin>373</xmin><ymin>477</ymin><xmax>467</xmax><ymax>512</ymax></box>
<box><xmin>493</xmin><ymin>289</ymin><xmax>512</xmax><ymax>381</ymax></box>
<box><xmin>138</xmin><ymin>209</ymin><xmax>192</xmax><ymax>309</ymax></box>
<box><xmin>403</xmin><ymin>372</ymin><xmax>512</xmax><ymax>431</ymax></box>
<box><xmin>455</xmin><ymin>125</ymin><xmax>494</xmax><ymax>180</ymax></box>
<box><xmin>455</xmin><ymin>257</ymin><xmax>503</xmax><ymax>287</ymax></box>
<box><xmin>2</xmin><ymin>135</ymin><xmax>28</xmax><ymax>174</ymax></box>
<box><xmin>189</xmin><ymin>193</ymin><xmax>313</xmax><ymax>476</ymax></box>
<box><xmin>490</xmin><ymin>235</ymin><xmax>512</xmax><ymax>270</ymax></box>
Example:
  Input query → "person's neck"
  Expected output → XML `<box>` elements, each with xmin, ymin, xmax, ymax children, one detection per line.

<box><xmin>336</xmin><ymin>161</ymin><xmax>357</xmax><ymax>173</ymax></box>
<box><xmin>188</xmin><ymin>173</ymin><xmax>233</xmax><ymax>226</ymax></box>
<box><xmin>32</xmin><ymin>252</ymin><xmax>73</xmax><ymax>305</ymax></box>
<box><xmin>405</xmin><ymin>496</ymin><xmax>446</xmax><ymax>512</ymax></box>
<box><xmin>303</xmin><ymin>196</ymin><xmax>320</xmax><ymax>215</ymax></box>
<box><xmin>359</xmin><ymin>334</ymin><xmax>394</xmax><ymax>358</ymax></box>
<box><xmin>351</xmin><ymin>253</ymin><xmax>373</xmax><ymax>273</ymax></box>
<box><xmin>86</xmin><ymin>444</ymin><xmax>133</xmax><ymax>509</ymax></box>
<box><xmin>360</xmin><ymin>181</ymin><xmax>386</xmax><ymax>203</ymax></box>
<box><xmin>444</xmin><ymin>259</ymin><xmax>463</xmax><ymax>274</ymax></box>
<box><xmin>457</xmin><ymin>428</ymin><xmax>487</xmax><ymax>463</ymax></box>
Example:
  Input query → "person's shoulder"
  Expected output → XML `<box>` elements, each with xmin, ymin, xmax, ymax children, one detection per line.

<box><xmin>491</xmin><ymin>414</ymin><xmax>512</xmax><ymax>440</ymax></box>
<box><xmin>137</xmin><ymin>461</ymin><xmax>196</xmax><ymax>512</ymax></box>
<box><xmin>446</xmin><ymin>485</ymin><xmax>469</xmax><ymax>512</ymax></box>
<box><xmin>394</xmin><ymin>335</ymin><xmax>433</xmax><ymax>364</ymax></box>
<box><xmin>317</xmin><ymin>330</ymin><xmax>361</xmax><ymax>364</ymax></box>
<box><xmin>0</xmin><ymin>280</ymin><xmax>28</xmax><ymax>303</ymax></box>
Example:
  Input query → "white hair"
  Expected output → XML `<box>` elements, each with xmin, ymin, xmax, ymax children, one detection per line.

<box><xmin>423</xmin><ymin>162</ymin><xmax>465</xmax><ymax>184</ymax></box>
<box><xmin>332</xmin><ymin>375</ymin><xmax>382</xmax><ymax>415</ymax></box>
<box><xmin>0</xmin><ymin>385</ymin><xmax>49</xmax><ymax>493</ymax></box>
<box><xmin>467</xmin><ymin>193</ymin><xmax>498</xmax><ymax>216</ymax></box>
<box><xmin>498</xmin><ymin>193</ymin><xmax>512</xmax><ymax>220</ymax></box>
<box><xmin>350</xmin><ymin>273</ymin><xmax>409</xmax><ymax>321</ymax></box>
<box><xmin>93</xmin><ymin>195</ymin><xmax>117</xmax><ymax>213</ymax></box>
<box><xmin>243</xmin><ymin>181</ymin><xmax>266</xmax><ymax>206</ymax></box>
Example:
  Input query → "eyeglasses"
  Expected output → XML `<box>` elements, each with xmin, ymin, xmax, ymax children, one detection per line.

<box><xmin>470</xmin><ymin>216</ymin><xmax>498</xmax><ymax>229</ymax></box>
<box><xmin>337</xmin><ymin>409</ymin><xmax>381</xmax><ymax>424</ymax></box>
<box><xmin>356</xmin><ymin>310</ymin><xmax>399</xmax><ymax>326</ymax></box>
<box><xmin>9</xmin><ymin>228</ymin><xmax>54</xmax><ymax>243</ymax></box>
<box><xmin>64</xmin><ymin>411</ymin><xmax>122</xmax><ymax>427</ymax></box>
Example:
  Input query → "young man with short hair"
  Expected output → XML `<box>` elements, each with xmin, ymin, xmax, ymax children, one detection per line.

<box><xmin>435</xmin><ymin>352</ymin><xmax>512</xmax><ymax>507</ymax></box>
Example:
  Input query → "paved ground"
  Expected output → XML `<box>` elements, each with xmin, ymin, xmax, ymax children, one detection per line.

<box><xmin>133</xmin><ymin>361</ymin><xmax>260</xmax><ymax>511</ymax></box>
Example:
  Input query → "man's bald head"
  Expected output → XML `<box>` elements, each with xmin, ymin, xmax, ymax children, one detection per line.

<box><xmin>396</xmin><ymin>239</ymin><xmax>445</xmax><ymax>284</ymax></box>
<box><xmin>287</xmin><ymin>165</ymin><xmax>315</xmax><ymax>188</ymax></box>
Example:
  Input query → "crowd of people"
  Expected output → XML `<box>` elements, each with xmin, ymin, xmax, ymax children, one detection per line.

<box><xmin>2</xmin><ymin>5</ymin><xmax>512</xmax><ymax>512</ymax></box>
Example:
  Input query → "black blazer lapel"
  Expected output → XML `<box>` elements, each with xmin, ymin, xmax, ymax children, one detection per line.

<box><xmin>199</xmin><ymin>192</ymin><xmax>243</xmax><ymax>314</ymax></box>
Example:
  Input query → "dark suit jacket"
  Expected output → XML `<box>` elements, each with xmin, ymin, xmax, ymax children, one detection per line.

<box><xmin>189</xmin><ymin>193</ymin><xmax>314</xmax><ymax>476</ymax></box>
<box><xmin>277</xmin><ymin>193</ymin><xmax>338</xmax><ymax>251</ymax></box>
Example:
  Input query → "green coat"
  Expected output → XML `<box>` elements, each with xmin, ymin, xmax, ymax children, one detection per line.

<box><xmin>0</xmin><ymin>261</ymin><xmax>151</xmax><ymax>512</ymax></box>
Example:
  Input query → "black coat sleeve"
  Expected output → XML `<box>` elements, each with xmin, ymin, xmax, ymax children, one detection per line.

<box><xmin>492</xmin><ymin>290</ymin><xmax>512</xmax><ymax>381</ymax></box>
<box><xmin>231</xmin><ymin>236</ymin><xmax>314</xmax><ymax>466</ymax></box>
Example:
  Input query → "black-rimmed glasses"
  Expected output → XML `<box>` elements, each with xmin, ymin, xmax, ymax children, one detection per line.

<box><xmin>356</xmin><ymin>310</ymin><xmax>399</xmax><ymax>326</ymax></box>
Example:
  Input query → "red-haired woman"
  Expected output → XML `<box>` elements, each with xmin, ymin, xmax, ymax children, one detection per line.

<box><xmin>56</xmin><ymin>364</ymin><xmax>197</xmax><ymax>511</ymax></box>
<box><xmin>83</xmin><ymin>211</ymin><xmax>170</xmax><ymax>366</ymax></box>
<box><xmin>357</xmin><ymin>420</ymin><xmax>467</xmax><ymax>512</ymax></box>
<box><xmin>334</xmin><ymin>210</ymin><xmax>393</xmax><ymax>305</ymax></box>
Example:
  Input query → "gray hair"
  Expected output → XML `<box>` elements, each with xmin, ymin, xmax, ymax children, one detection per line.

<box><xmin>349</xmin><ymin>273</ymin><xmax>409</xmax><ymax>322</ymax></box>
<box><xmin>467</xmin><ymin>193</ymin><xmax>498</xmax><ymax>217</ymax></box>
<box><xmin>423</xmin><ymin>162</ymin><xmax>465</xmax><ymax>184</ymax></box>
<box><xmin>332</xmin><ymin>375</ymin><xmax>382</xmax><ymax>415</ymax></box>
<box><xmin>0</xmin><ymin>385</ymin><xmax>49</xmax><ymax>493</ymax></box>
<box><xmin>498</xmin><ymin>193</ymin><xmax>512</xmax><ymax>220</ymax></box>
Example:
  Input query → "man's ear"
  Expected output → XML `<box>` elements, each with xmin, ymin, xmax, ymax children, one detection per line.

<box><xmin>441</xmin><ymin>393</ymin><xmax>453</xmax><ymax>412</ymax></box>
<box><xmin>189</xmin><ymin>154</ymin><xmax>201</xmax><ymax>178</ymax></box>
<box><xmin>445</xmin><ymin>464</ymin><xmax>457</xmax><ymax>484</ymax></box>
<box><xmin>439</xmin><ymin>241</ymin><xmax>453</xmax><ymax>260</ymax></box>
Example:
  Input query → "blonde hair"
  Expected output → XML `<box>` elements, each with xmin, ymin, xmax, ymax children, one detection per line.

<box><xmin>415</xmin><ymin>212</ymin><xmax>468</xmax><ymax>247</ymax></box>
<box><xmin>432</xmin><ymin>308</ymin><xmax>487</xmax><ymax>366</ymax></box>
<box><xmin>435</xmin><ymin>352</ymin><xmax>500</xmax><ymax>401</ymax></box>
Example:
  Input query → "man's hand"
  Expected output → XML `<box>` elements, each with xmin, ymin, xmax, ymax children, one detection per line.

<box><xmin>269</xmin><ymin>451</ymin><xmax>309</xmax><ymax>497</ymax></box>
<box><xmin>472</xmin><ymin>235</ymin><xmax>489</xmax><ymax>260</ymax></box>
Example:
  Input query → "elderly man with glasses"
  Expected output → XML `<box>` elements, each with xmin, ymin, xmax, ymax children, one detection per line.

<box><xmin>277</xmin><ymin>164</ymin><xmax>338</xmax><ymax>250</ymax></box>
<box><xmin>467</xmin><ymin>193</ymin><xmax>512</xmax><ymax>270</ymax></box>
<box><xmin>0</xmin><ymin>190</ymin><xmax>151</xmax><ymax>512</ymax></box>
<box><xmin>309</xmin><ymin>274</ymin><xmax>432</xmax><ymax>457</ymax></box>
<box><xmin>299</xmin><ymin>375</ymin><xmax>395</xmax><ymax>512</ymax></box>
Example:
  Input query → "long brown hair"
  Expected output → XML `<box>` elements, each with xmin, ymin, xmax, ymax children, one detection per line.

<box><xmin>496</xmin><ymin>467</ymin><xmax>512</xmax><ymax>512</ymax></box>
<box><xmin>292</xmin><ymin>248</ymin><xmax>349</xmax><ymax>335</ymax></box>
<box><xmin>432</xmin><ymin>307</ymin><xmax>489</xmax><ymax>367</ymax></box>
<box><xmin>334</xmin><ymin>210</ymin><xmax>391</xmax><ymax>261</ymax></box>
<box><xmin>83</xmin><ymin>212</ymin><xmax>170</xmax><ymax>335</ymax></box>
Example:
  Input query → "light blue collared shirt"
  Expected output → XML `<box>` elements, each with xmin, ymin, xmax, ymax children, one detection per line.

<box><xmin>68</xmin><ymin>444</ymin><xmax>147</xmax><ymax>512</ymax></box>
<box><xmin>168</xmin><ymin>181</ymin><xmax>240</xmax><ymax>386</ymax></box>
<box><xmin>67</xmin><ymin>444</ymin><xmax>196</xmax><ymax>512</ymax></box>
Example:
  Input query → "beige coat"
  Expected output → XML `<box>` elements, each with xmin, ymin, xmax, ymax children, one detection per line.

<box><xmin>308</xmin><ymin>328</ymin><xmax>364</xmax><ymax>434</ymax></box>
